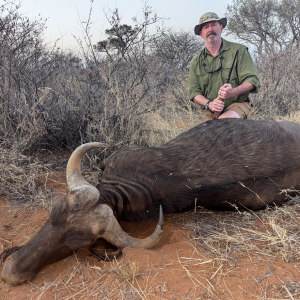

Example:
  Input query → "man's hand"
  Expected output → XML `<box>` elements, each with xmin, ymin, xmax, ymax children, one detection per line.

<box><xmin>209</xmin><ymin>83</ymin><xmax>234</xmax><ymax>112</ymax></box>
<box><xmin>218</xmin><ymin>83</ymin><xmax>234</xmax><ymax>99</ymax></box>
<box><xmin>209</xmin><ymin>97</ymin><xmax>225</xmax><ymax>112</ymax></box>
<box><xmin>208</xmin><ymin>83</ymin><xmax>235</xmax><ymax>114</ymax></box>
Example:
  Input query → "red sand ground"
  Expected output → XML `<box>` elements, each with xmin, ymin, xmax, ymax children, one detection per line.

<box><xmin>1</xmin><ymin>172</ymin><xmax>300</xmax><ymax>299</ymax></box>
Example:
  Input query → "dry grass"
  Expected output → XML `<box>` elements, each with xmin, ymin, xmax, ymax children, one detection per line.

<box><xmin>0</xmin><ymin>146</ymin><xmax>67</xmax><ymax>209</ymax></box>
<box><xmin>0</xmin><ymin>148</ymin><xmax>48</xmax><ymax>206</ymax></box>
<box><xmin>181</xmin><ymin>196</ymin><xmax>300</xmax><ymax>299</ymax></box>
<box><xmin>143</xmin><ymin>110</ymin><xmax>203</xmax><ymax>147</ymax></box>
<box><xmin>185</xmin><ymin>196</ymin><xmax>300</xmax><ymax>262</ymax></box>
<box><xmin>7</xmin><ymin>255</ymin><xmax>161</xmax><ymax>300</ymax></box>
<box><xmin>281</xmin><ymin>110</ymin><xmax>300</xmax><ymax>124</ymax></box>
<box><xmin>112</xmin><ymin>259</ymin><xmax>140</xmax><ymax>284</ymax></box>
<box><xmin>250</xmin><ymin>47</ymin><xmax>300</xmax><ymax>120</ymax></box>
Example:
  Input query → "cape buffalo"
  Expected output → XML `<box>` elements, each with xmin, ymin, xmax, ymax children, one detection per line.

<box><xmin>1</xmin><ymin>118</ymin><xmax>300</xmax><ymax>285</ymax></box>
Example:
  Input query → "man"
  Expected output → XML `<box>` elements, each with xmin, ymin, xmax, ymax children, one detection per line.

<box><xmin>189</xmin><ymin>12</ymin><xmax>260</xmax><ymax>119</ymax></box>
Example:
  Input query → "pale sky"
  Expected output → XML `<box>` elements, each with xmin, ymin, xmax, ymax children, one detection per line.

<box><xmin>19</xmin><ymin>0</ymin><xmax>233</xmax><ymax>52</ymax></box>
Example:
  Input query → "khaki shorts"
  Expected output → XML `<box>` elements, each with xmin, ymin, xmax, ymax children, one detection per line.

<box><xmin>204</xmin><ymin>102</ymin><xmax>252</xmax><ymax>120</ymax></box>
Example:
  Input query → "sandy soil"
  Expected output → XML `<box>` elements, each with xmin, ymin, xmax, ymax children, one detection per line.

<box><xmin>1</xmin><ymin>172</ymin><xmax>300</xmax><ymax>299</ymax></box>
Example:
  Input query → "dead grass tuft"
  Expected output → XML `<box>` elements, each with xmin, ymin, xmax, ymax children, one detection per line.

<box><xmin>112</xmin><ymin>259</ymin><xmax>140</xmax><ymax>284</ymax></box>
<box><xmin>184</xmin><ymin>195</ymin><xmax>300</xmax><ymax>264</ymax></box>
<box><xmin>281</xmin><ymin>110</ymin><xmax>300</xmax><ymax>124</ymax></box>
<box><xmin>0</xmin><ymin>146</ymin><xmax>65</xmax><ymax>209</ymax></box>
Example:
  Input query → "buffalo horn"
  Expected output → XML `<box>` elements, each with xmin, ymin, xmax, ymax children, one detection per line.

<box><xmin>103</xmin><ymin>205</ymin><xmax>163</xmax><ymax>249</ymax></box>
<box><xmin>66</xmin><ymin>142</ymin><xmax>110</xmax><ymax>190</ymax></box>
<box><xmin>67</xmin><ymin>142</ymin><xmax>163</xmax><ymax>249</ymax></box>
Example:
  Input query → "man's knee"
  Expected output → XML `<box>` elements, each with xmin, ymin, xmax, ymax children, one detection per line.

<box><xmin>219</xmin><ymin>111</ymin><xmax>240</xmax><ymax>119</ymax></box>
<box><xmin>223</xmin><ymin>102</ymin><xmax>252</xmax><ymax>119</ymax></box>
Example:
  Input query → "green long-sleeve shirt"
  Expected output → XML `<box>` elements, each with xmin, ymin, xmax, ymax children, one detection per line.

<box><xmin>189</xmin><ymin>39</ymin><xmax>260</xmax><ymax>109</ymax></box>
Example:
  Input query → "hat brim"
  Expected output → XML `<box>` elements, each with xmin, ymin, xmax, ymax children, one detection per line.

<box><xmin>194</xmin><ymin>17</ymin><xmax>227</xmax><ymax>35</ymax></box>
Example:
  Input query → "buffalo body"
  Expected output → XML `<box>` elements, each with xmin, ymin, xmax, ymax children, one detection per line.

<box><xmin>1</xmin><ymin>119</ymin><xmax>300</xmax><ymax>285</ymax></box>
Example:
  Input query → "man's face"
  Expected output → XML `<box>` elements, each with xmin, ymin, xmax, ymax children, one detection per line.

<box><xmin>200</xmin><ymin>21</ymin><xmax>223</xmax><ymax>45</ymax></box>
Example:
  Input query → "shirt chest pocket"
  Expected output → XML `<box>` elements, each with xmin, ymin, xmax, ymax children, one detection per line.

<box><xmin>222</xmin><ymin>61</ymin><xmax>238</xmax><ymax>83</ymax></box>
<box><xmin>196</xmin><ymin>65</ymin><xmax>209</xmax><ymax>88</ymax></box>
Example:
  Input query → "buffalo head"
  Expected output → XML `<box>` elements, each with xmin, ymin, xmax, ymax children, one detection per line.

<box><xmin>1</xmin><ymin>142</ymin><xmax>163</xmax><ymax>286</ymax></box>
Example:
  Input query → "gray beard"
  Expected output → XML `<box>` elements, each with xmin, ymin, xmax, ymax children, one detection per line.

<box><xmin>207</xmin><ymin>35</ymin><xmax>218</xmax><ymax>45</ymax></box>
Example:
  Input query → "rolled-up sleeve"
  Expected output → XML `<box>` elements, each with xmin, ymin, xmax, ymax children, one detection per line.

<box><xmin>189</xmin><ymin>56</ymin><xmax>203</xmax><ymax>101</ymax></box>
<box><xmin>237</xmin><ymin>47</ymin><xmax>260</xmax><ymax>93</ymax></box>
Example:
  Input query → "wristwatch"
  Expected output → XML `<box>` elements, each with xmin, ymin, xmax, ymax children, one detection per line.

<box><xmin>204</xmin><ymin>100</ymin><xmax>211</xmax><ymax>110</ymax></box>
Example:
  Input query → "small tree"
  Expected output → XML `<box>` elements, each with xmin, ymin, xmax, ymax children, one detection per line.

<box><xmin>93</xmin><ymin>5</ymin><xmax>162</xmax><ymax>60</ymax></box>
<box><xmin>94</xmin><ymin>24</ymin><xmax>140</xmax><ymax>58</ymax></box>
<box><xmin>226</xmin><ymin>0</ymin><xmax>300</xmax><ymax>54</ymax></box>
<box><xmin>226</xmin><ymin>0</ymin><xmax>285</xmax><ymax>54</ymax></box>
<box><xmin>277</xmin><ymin>0</ymin><xmax>300</xmax><ymax>45</ymax></box>
<box><xmin>74</xmin><ymin>2</ymin><xmax>178</xmax><ymax>146</ymax></box>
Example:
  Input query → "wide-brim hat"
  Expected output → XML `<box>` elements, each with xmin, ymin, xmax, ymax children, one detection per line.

<box><xmin>194</xmin><ymin>12</ymin><xmax>227</xmax><ymax>35</ymax></box>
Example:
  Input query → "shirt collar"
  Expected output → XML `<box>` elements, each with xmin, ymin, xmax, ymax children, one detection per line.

<box><xmin>221</xmin><ymin>38</ymin><xmax>230</xmax><ymax>51</ymax></box>
<box><xmin>203</xmin><ymin>39</ymin><xmax>225</xmax><ymax>57</ymax></box>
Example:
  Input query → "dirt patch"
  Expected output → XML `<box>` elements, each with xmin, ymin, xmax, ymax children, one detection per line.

<box><xmin>1</xmin><ymin>180</ymin><xmax>300</xmax><ymax>299</ymax></box>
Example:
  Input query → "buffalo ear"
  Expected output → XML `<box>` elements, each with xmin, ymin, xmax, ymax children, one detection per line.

<box><xmin>67</xmin><ymin>186</ymin><xmax>100</xmax><ymax>213</ymax></box>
